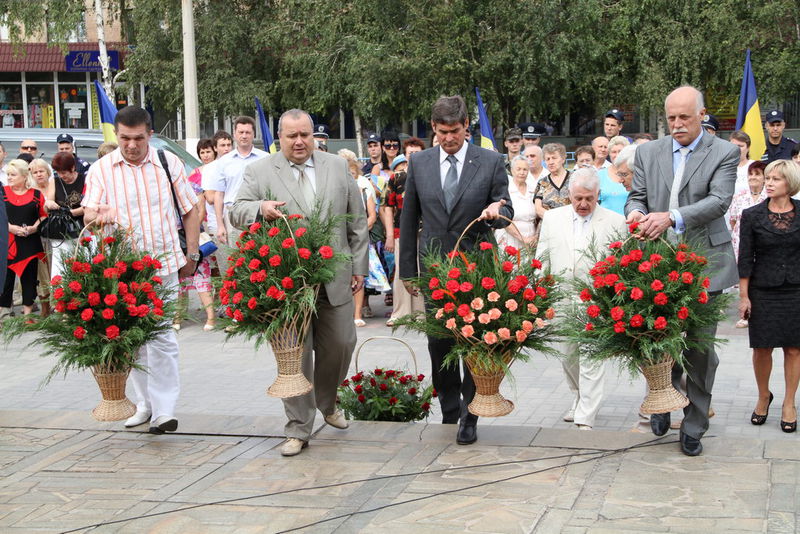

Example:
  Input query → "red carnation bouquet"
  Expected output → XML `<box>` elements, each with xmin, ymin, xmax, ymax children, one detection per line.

<box><xmin>396</xmin><ymin>227</ymin><xmax>563</xmax><ymax>417</ymax></box>
<box><xmin>219</xmin><ymin>207</ymin><xmax>348</xmax><ymax>397</ymax></box>
<box><xmin>3</xmin><ymin>227</ymin><xmax>175</xmax><ymax>421</ymax></box>
<box><xmin>567</xmin><ymin>223</ymin><xmax>730</xmax><ymax>412</ymax></box>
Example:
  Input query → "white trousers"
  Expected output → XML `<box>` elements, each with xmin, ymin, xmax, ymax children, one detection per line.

<box><xmin>561</xmin><ymin>342</ymin><xmax>606</xmax><ymax>427</ymax></box>
<box><xmin>49</xmin><ymin>238</ymin><xmax>77</xmax><ymax>280</ymax></box>
<box><xmin>130</xmin><ymin>272</ymin><xmax>180</xmax><ymax>420</ymax></box>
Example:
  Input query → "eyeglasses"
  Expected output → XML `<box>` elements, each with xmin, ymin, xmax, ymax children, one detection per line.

<box><xmin>616</xmin><ymin>171</ymin><xmax>632</xmax><ymax>179</ymax></box>
<box><xmin>20</xmin><ymin>146</ymin><xmax>37</xmax><ymax>151</ymax></box>
<box><xmin>383</xmin><ymin>143</ymin><xmax>400</xmax><ymax>149</ymax></box>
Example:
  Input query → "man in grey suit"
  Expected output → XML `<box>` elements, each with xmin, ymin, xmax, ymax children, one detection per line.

<box><xmin>625</xmin><ymin>86</ymin><xmax>739</xmax><ymax>456</ymax></box>
<box><xmin>230</xmin><ymin>109</ymin><xmax>369</xmax><ymax>457</ymax></box>
<box><xmin>399</xmin><ymin>95</ymin><xmax>513</xmax><ymax>445</ymax></box>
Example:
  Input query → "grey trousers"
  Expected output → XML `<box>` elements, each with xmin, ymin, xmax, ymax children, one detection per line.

<box><xmin>283</xmin><ymin>289</ymin><xmax>356</xmax><ymax>441</ymax></box>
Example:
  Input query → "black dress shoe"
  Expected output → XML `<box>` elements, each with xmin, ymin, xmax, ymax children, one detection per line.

<box><xmin>456</xmin><ymin>423</ymin><xmax>477</xmax><ymax>445</ymax></box>
<box><xmin>650</xmin><ymin>412</ymin><xmax>670</xmax><ymax>436</ymax></box>
<box><xmin>679</xmin><ymin>431</ymin><xmax>703</xmax><ymax>456</ymax></box>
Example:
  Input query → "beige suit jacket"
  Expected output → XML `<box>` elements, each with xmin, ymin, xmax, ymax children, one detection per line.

<box><xmin>228</xmin><ymin>150</ymin><xmax>370</xmax><ymax>307</ymax></box>
<box><xmin>535</xmin><ymin>204</ymin><xmax>627</xmax><ymax>282</ymax></box>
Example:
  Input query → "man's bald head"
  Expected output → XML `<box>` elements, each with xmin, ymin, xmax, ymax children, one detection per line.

<box><xmin>665</xmin><ymin>86</ymin><xmax>706</xmax><ymax>146</ymax></box>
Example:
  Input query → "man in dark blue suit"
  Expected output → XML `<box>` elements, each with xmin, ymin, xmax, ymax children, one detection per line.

<box><xmin>399</xmin><ymin>95</ymin><xmax>513</xmax><ymax>445</ymax></box>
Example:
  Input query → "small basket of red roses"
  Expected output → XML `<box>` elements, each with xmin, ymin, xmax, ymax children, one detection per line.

<box><xmin>567</xmin><ymin>223</ymin><xmax>730</xmax><ymax>414</ymax></box>
<box><xmin>2</xmin><ymin>227</ymin><xmax>174</xmax><ymax>422</ymax></box>
<box><xmin>219</xmin><ymin>207</ymin><xmax>348</xmax><ymax>398</ymax></box>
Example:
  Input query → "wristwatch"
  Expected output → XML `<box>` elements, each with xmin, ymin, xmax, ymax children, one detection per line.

<box><xmin>188</xmin><ymin>252</ymin><xmax>201</xmax><ymax>262</ymax></box>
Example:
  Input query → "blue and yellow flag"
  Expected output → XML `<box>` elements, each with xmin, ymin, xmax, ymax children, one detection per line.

<box><xmin>735</xmin><ymin>49</ymin><xmax>766</xmax><ymax>161</ymax></box>
<box><xmin>93</xmin><ymin>80</ymin><xmax>117</xmax><ymax>143</ymax></box>
<box><xmin>255</xmin><ymin>97</ymin><xmax>277</xmax><ymax>154</ymax></box>
<box><xmin>475</xmin><ymin>87</ymin><xmax>496</xmax><ymax>151</ymax></box>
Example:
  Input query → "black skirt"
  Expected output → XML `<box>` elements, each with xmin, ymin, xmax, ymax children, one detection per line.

<box><xmin>749</xmin><ymin>285</ymin><xmax>800</xmax><ymax>348</ymax></box>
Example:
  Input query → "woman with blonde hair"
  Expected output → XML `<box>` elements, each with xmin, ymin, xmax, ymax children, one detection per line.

<box><xmin>28</xmin><ymin>158</ymin><xmax>53</xmax><ymax>316</ymax></box>
<box><xmin>0</xmin><ymin>159</ymin><xmax>46</xmax><ymax>320</ymax></box>
<box><xmin>533</xmin><ymin>143</ymin><xmax>572</xmax><ymax>238</ymax></box>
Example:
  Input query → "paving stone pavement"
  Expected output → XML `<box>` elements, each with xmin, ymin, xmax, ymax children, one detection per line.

<box><xmin>0</xmin><ymin>299</ymin><xmax>798</xmax><ymax>533</ymax></box>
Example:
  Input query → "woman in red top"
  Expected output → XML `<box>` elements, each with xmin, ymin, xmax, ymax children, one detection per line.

<box><xmin>0</xmin><ymin>159</ymin><xmax>46</xmax><ymax>319</ymax></box>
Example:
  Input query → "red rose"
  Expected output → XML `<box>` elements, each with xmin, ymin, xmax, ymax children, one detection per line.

<box><xmin>358</xmin><ymin>394</ymin><xmax>366</xmax><ymax>403</ymax></box>
<box><xmin>151</xmin><ymin>276</ymin><xmax>162</xmax><ymax>285</ymax></box>
<box><xmin>431</xmin><ymin>289</ymin><xmax>445</xmax><ymax>300</ymax></box>
<box><xmin>593</xmin><ymin>277</ymin><xmax>605</xmax><ymax>289</ymax></box>
<box><xmin>605</xmin><ymin>255</ymin><xmax>617</xmax><ymax>265</ymax></box>
<box><xmin>444</xmin><ymin>302</ymin><xmax>455</xmax><ymax>313</ymax></box>
<box><xmin>233</xmin><ymin>310</ymin><xmax>244</xmax><ymax>321</ymax></box>
<box><xmin>105</xmin><ymin>325</ymin><xmax>120</xmax><ymax>339</ymax></box>
<box><xmin>131</xmin><ymin>260</ymin><xmax>145</xmax><ymax>271</ymax></box>
<box><xmin>448</xmin><ymin>268</ymin><xmax>461</xmax><ymax>279</ymax></box>
<box><xmin>610</xmin><ymin>306</ymin><xmax>625</xmax><ymax>321</ymax></box>
<box><xmin>258</xmin><ymin>245</ymin><xmax>270</xmax><ymax>257</ymax></box>
<box><xmin>243</xmin><ymin>240</ymin><xmax>256</xmax><ymax>251</ymax></box>
<box><xmin>389</xmin><ymin>396</ymin><xmax>397</xmax><ymax>405</ymax></box>
<box><xmin>117</xmin><ymin>282</ymin><xmax>129</xmax><ymax>295</ymax></box>
<box><xmin>698</xmin><ymin>291</ymin><xmax>709</xmax><ymax>304</ymax></box>
<box><xmin>55</xmin><ymin>301</ymin><xmax>66</xmax><ymax>312</ymax></box>
<box><xmin>628</xmin><ymin>221</ymin><xmax>640</xmax><ymax>233</ymax></box>
<box><xmin>354</xmin><ymin>384</ymin><xmax>363</xmax><ymax>393</ymax></box>
<box><xmin>247</xmin><ymin>297</ymin><xmax>257</xmax><ymax>310</ymax></box>
<box><xmin>702</xmin><ymin>277</ymin><xmax>710</xmax><ymax>288</ymax></box>
<box><xmin>103</xmin><ymin>294</ymin><xmax>118</xmax><ymax>306</ymax></box>
<box><xmin>457</xmin><ymin>304</ymin><xmax>470</xmax><ymax>317</ymax></box>
<box><xmin>422</xmin><ymin>402</ymin><xmax>431</xmax><ymax>411</ymax></box>
<box><xmin>429</xmin><ymin>277</ymin><xmax>440</xmax><ymax>289</ymax></box>
<box><xmin>268</xmin><ymin>255</ymin><xmax>281</xmax><ymax>267</ymax></box>
<box><xmin>250</xmin><ymin>270</ymin><xmax>267</xmax><ymax>283</ymax></box>
<box><xmin>676</xmin><ymin>251</ymin><xmax>688</xmax><ymax>263</ymax></box>
<box><xmin>268</xmin><ymin>227</ymin><xmax>280</xmax><ymax>237</ymax></box>
<box><xmin>614</xmin><ymin>282</ymin><xmax>627</xmax><ymax>295</ymax></box>
<box><xmin>50</xmin><ymin>275</ymin><xmax>63</xmax><ymax>286</ymax></box>
<box><xmin>638</xmin><ymin>261</ymin><xmax>652</xmax><ymax>273</ymax></box>
<box><xmin>579</xmin><ymin>288</ymin><xmax>592</xmax><ymax>302</ymax></box>
<box><xmin>101</xmin><ymin>308</ymin><xmax>114</xmax><ymax>320</ymax></box>
<box><xmin>620</xmin><ymin>255</ymin><xmax>632</xmax><ymax>267</ymax></box>
<box><xmin>266</xmin><ymin>286</ymin><xmax>279</xmax><ymax>298</ymax></box>
<box><xmin>653</xmin><ymin>316</ymin><xmax>668</xmax><ymax>330</ymax></box>
<box><xmin>587</xmin><ymin>305</ymin><xmax>601</xmax><ymax>318</ymax></box>
<box><xmin>585</xmin><ymin>322</ymin><xmax>594</xmax><ymax>331</ymax></box>
<box><xmin>459</xmin><ymin>282</ymin><xmax>473</xmax><ymax>292</ymax></box>
<box><xmin>523</xmin><ymin>288</ymin><xmax>536</xmax><ymax>301</ymax></box>
<box><xmin>630</xmin><ymin>287</ymin><xmax>644</xmax><ymax>300</ymax></box>
<box><xmin>92</xmin><ymin>254</ymin><xmax>105</xmax><ymax>264</ymax></box>
<box><xmin>87</xmin><ymin>292</ymin><xmax>101</xmax><ymax>306</ymax></box>
<box><xmin>103</xmin><ymin>236</ymin><xmax>116</xmax><ymax>244</ymax></box>
<box><xmin>68</xmin><ymin>281</ymin><xmax>82</xmax><ymax>293</ymax></box>
<box><xmin>502</xmin><ymin>261</ymin><xmax>514</xmax><ymax>273</ymax></box>
<box><xmin>604</xmin><ymin>273</ymin><xmax>619</xmax><ymax>285</ymax></box>
<box><xmin>248</xmin><ymin>258</ymin><xmax>262</xmax><ymax>270</ymax></box>
<box><xmin>115</xmin><ymin>261</ymin><xmax>128</xmax><ymax>274</ymax></box>
<box><xmin>649</xmin><ymin>253</ymin><xmax>663</xmax><ymax>264</ymax></box>
<box><xmin>408</xmin><ymin>387</ymin><xmax>417</xmax><ymax>395</ymax></box>
<box><xmin>535</xmin><ymin>286</ymin><xmax>548</xmax><ymax>298</ymax></box>
<box><xmin>379</xmin><ymin>383</ymin><xmax>388</xmax><ymax>391</ymax></box>
<box><xmin>445</xmin><ymin>280</ymin><xmax>460</xmax><ymax>292</ymax></box>
<box><xmin>249</xmin><ymin>221</ymin><xmax>261</xmax><ymax>233</ymax></box>
<box><xmin>508</xmin><ymin>280</ymin><xmax>523</xmax><ymax>294</ymax></box>
<box><xmin>531</xmin><ymin>259</ymin><xmax>543</xmax><ymax>269</ymax></box>
<box><xmin>295</xmin><ymin>227</ymin><xmax>307</xmax><ymax>237</ymax></box>
<box><xmin>667</xmin><ymin>270</ymin><xmax>679</xmax><ymax>282</ymax></box>
<box><xmin>681</xmin><ymin>272</ymin><xmax>694</xmax><ymax>284</ymax></box>
<box><xmin>53</xmin><ymin>287</ymin><xmax>65</xmax><ymax>300</ymax></box>
<box><xmin>73</xmin><ymin>326</ymin><xmax>86</xmax><ymax>340</ymax></box>
<box><xmin>629</xmin><ymin>249</ymin><xmax>643</xmax><ymax>261</ymax></box>
<box><xmin>281</xmin><ymin>238</ymin><xmax>295</xmax><ymax>249</ymax></box>
<box><xmin>281</xmin><ymin>277</ymin><xmax>294</xmax><ymax>289</ymax></box>
<box><xmin>629</xmin><ymin>314</ymin><xmax>644</xmax><ymax>327</ymax></box>
<box><xmin>613</xmin><ymin>321</ymin><xmax>626</xmax><ymax>333</ymax></box>
<box><xmin>481</xmin><ymin>277</ymin><xmax>496</xmax><ymax>290</ymax></box>
<box><xmin>677</xmin><ymin>307</ymin><xmax>689</xmax><ymax>320</ymax></box>
<box><xmin>123</xmin><ymin>293</ymin><xmax>136</xmax><ymax>305</ymax></box>
<box><xmin>232</xmin><ymin>292</ymin><xmax>244</xmax><ymax>304</ymax></box>
<box><xmin>651</xmin><ymin>279</ymin><xmax>664</xmax><ymax>291</ymax></box>
<box><xmin>654</xmin><ymin>292</ymin><xmax>669</xmax><ymax>305</ymax></box>
<box><xmin>479</xmin><ymin>242</ymin><xmax>493</xmax><ymax>250</ymax></box>
<box><xmin>319</xmin><ymin>246</ymin><xmax>334</xmax><ymax>259</ymax></box>
<box><xmin>80</xmin><ymin>308</ymin><xmax>94</xmax><ymax>321</ymax></box>
<box><xmin>298</xmin><ymin>248</ymin><xmax>311</xmax><ymax>259</ymax></box>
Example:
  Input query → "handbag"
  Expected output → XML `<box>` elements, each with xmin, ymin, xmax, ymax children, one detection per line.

<box><xmin>39</xmin><ymin>207</ymin><xmax>82</xmax><ymax>240</ymax></box>
<box><xmin>157</xmin><ymin>149</ymin><xmax>202</xmax><ymax>273</ymax></box>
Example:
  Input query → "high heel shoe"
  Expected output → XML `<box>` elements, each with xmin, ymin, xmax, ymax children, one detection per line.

<box><xmin>750</xmin><ymin>392</ymin><xmax>773</xmax><ymax>425</ymax></box>
<box><xmin>781</xmin><ymin>404</ymin><xmax>797</xmax><ymax>433</ymax></box>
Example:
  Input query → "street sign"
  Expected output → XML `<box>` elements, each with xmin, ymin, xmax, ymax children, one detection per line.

<box><xmin>65</xmin><ymin>51</ymin><xmax>120</xmax><ymax>72</ymax></box>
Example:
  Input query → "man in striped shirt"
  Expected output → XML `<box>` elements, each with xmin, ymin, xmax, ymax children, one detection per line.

<box><xmin>83</xmin><ymin>106</ymin><xmax>201</xmax><ymax>435</ymax></box>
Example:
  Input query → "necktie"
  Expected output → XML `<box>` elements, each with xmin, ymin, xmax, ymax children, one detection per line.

<box><xmin>294</xmin><ymin>163</ymin><xmax>315</xmax><ymax>210</ymax></box>
<box><xmin>669</xmin><ymin>147</ymin><xmax>691</xmax><ymax>211</ymax></box>
<box><xmin>443</xmin><ymin>154</ymin><xmax>458</xmax><ymax>212</ymax></box>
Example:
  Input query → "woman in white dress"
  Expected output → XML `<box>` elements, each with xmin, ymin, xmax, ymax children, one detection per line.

<box><xmin>729</xmin><ymin>130</ymin><xmax>754</xmax><ymax>195</ymax></box>
<box><xmin>495</xmin><ymin>156</ymin><xmax>537</xmax><ymax>250</ymax></box>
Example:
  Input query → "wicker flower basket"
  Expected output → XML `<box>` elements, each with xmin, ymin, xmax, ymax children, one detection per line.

<box><xmin>639</xmin><ymin>354</ymin><xmax>690</xmax><ymax>414</ymax></box>
<box><xmin>464</xmin><ymin>352</ymin><xmax>515</xmax><ymax>417</ymax></box>
<box><xmin>266</xmin><ymin>322</ymin><xmax>313</xmax><ymax>398</ymax></box>
<box><xmin>91</xmin><ymin>365</ymin><xmax>136</xmax><ymax>421</ymax></box>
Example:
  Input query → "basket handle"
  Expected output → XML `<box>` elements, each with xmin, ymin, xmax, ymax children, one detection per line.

<box><xmin>450</xmin><ymin>214</ymin><xmax>521</xmax><ymax>264</ymax></box>
<box><xmin>354</xmin><ymin>335</ymin><xmax>418</xmax><ymax>375</ymax></box>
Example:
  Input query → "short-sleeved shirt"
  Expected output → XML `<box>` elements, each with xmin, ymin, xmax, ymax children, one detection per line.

<box><xmin>82</xmin><ymin>147</ymin><xmax>199</xmax><ymax>275</ymax></box>
<box><xmin>218</xmin><ymin>148</ymin><xmax>267</xmax><ymax>205</ymax></box>
<box><xmin>597</xmin><ymin>168</ymin><xmax>628</xmax><ymax>216</ymax></box>
<box><xmin>534</xmin><ymin>171</ymin><xmax>572</xmax><ymax>212</ymax></box>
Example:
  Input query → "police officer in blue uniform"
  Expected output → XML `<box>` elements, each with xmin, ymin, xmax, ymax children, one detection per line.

<box><xmin>763</xmin><ymin>110</ymin><xmax>797</xmax><ymax>163</ymax></box>
<box><xmin>701</xmin><ymin>114</ymin><xmax>720</xmax><ymax>136</ymax></box>
<box><xmin>603</xmin><ymin>109</ymin><xmax>633</xmax><ymax>143</ymax></box>
<box><xmin>56</xmin><ymin>134</ymin><xmax>90</xmax><ymax>174</ymax></box>
<box><xmin>313</xmin><ymin>123</ymin><xmax>330</xmax><ymax>152</ymax></box>
<box><xmin>518</xmin><ymin>122</ymin><xmax>546</xmax><ymax>147</ymax></box>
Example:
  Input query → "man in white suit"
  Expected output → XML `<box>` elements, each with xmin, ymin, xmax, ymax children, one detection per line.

<box><xmin>536</xmin><ymin>167</ymin><xmax>627</xmax><ymax>429</ymax></box>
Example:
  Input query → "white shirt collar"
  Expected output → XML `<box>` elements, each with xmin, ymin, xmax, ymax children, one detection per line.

<box><xmin>572</xmin><ymin>208</ymin><xmax>594</xmax><ymax>223</ymax></box>
<box><xmin>439</xmin><ymin>142</ymin><xmax>469</xmax><ymax>166</ymax></box>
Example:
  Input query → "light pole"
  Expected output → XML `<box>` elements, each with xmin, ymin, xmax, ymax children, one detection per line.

<box><xmin>181</xmin><ymin>0</ymin><xmax>200</xmax><ymax>153</ymax></box>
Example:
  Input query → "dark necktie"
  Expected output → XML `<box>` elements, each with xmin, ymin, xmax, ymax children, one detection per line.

<box><xmin>443</xmin><ymin>154</ymin><xmax>458</xmax><ymax>212</ymax></box>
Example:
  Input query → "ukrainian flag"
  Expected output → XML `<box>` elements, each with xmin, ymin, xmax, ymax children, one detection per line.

<box><xmin>475</xmin><ymin>87</ymin><xmax>496</xmax><ymax>151</ymax></box>
<box><xmin>735</xmin><ymin>49</ymin><xmax>766</xmax><ymax>161</ymax></box>
<box><xmin>255</xmin><ymin>97</ymin><xmax>277</xmax><ymax>154</ymax></box>
<box><xmin>93</xmin><ymin>80</ymin><xmax>117</xmax><ymax>143</ymax></box>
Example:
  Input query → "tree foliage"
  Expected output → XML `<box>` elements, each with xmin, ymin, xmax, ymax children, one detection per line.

<box><xmin>4</xmin><ymin>0</ymin><xmax>800</xmax><ymax>129</ymax></box>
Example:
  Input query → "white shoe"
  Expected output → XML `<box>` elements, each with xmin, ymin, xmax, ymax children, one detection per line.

<box><xmin>124</xmin><ymin>410</ymin><xmax>151</xmax><ymax>428</ymax></box>
<box><xmin>172</xmin><ymin>323</ymin><xmax>181</xmax><ymax>331</ymax></box>
<box><xmin>149</xmin><ymin>416</ymin><xmax>178</xmax><ymax>434</ymax></box>
<box><xmin>203</xmin><ymin>322</ymin><xmax>215</xmax><ymax>332</ymax></box>
<box><xmin>563</xmin><ymin>409</ymin><xmax>575</xmax><ymax>422</ymax></box>
<box><xmin>281</xmin><ymin>438</ymin><xmax>308</xmax><ymax>456</ymax></box>
<box><xmin>354</xmin><ymin>319</ymin><xmax>366</xmax><ymax>327</ymax></box>
<box><xmin>576</xmin><ymin>424</ymin><xmax>592</xmax><ymax>430</ymax></box>
<box><xmin>324</xmin><ymin>410</ymin><xmax>349</xmax><ymax>429</ymax></box>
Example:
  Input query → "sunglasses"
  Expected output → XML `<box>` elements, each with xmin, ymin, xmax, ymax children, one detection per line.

<box><xmin>383</xmin><ymin>143</ymin><xmax>400</xmax><ymax>149</ymax></box>
<box><xmin>21</xmin><ymin>146</ymin><xmax>37</xmax><ymax>151</ymax></box>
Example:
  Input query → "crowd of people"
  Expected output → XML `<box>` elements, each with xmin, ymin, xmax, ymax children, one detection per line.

<box><xmin>0</xmin><ymin>89</ymin><xmax>798</xmax><ymax>455</ymax></box>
